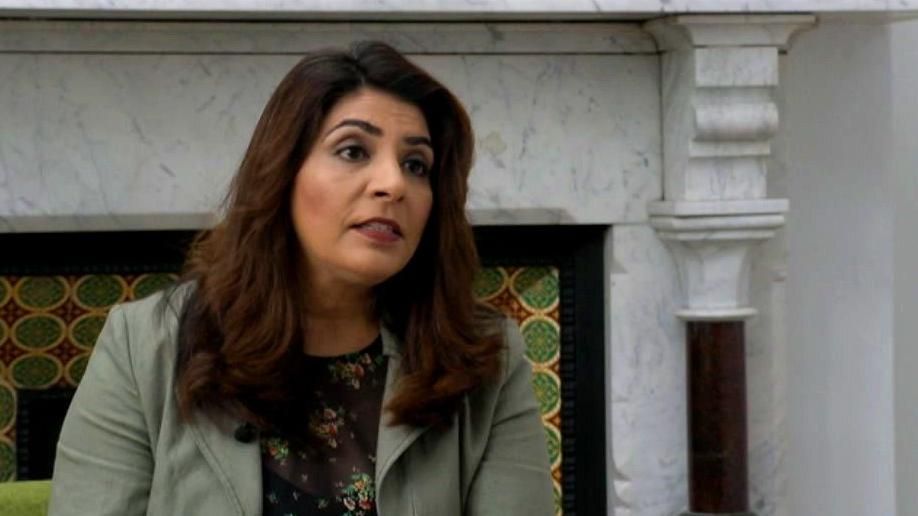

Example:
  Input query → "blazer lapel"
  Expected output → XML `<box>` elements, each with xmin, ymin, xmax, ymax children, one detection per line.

<box><xmin>187</xmin><ymin>411</ymin><xmax>262</xmax><ymax>516</ymax></box>
<box><xmin>375</xmin><ymin>326</ymin><xmax>430</xmax><ymax>490</ymax></box>
<box><xmin>183</xmin><ymin>324</ymin><xmax>422</xmax><ymax>516</ymax></box>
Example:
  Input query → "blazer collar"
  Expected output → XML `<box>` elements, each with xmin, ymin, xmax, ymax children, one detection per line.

<box><xmin>379</xmin><ymin>323</ymin><xmax>403</xmax><ymax>359</ymax></box>
<box><xmin>375</xmin><ymin>325</ymin><xmax>430</xmax><ymax>489</ymax></box>
<box><xmin>187</xmin><ymin>323</ymin><xmax>428</xmax><ymax>516</ymax></box>
<box><xmin>187</xmin><ymin>409</ymin><xmax>262</xmax><ymax>516</ymax></box>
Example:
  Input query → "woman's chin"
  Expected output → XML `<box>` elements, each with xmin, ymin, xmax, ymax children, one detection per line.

<box><xmin>338</xmin><ymin>262</ymin><xmax>407</xmax><ymax>289</ymax></box>
<box><xmin>338</xmin><ymin>249</ymin><xmax>414</xmax><ymax>285</ymax></box>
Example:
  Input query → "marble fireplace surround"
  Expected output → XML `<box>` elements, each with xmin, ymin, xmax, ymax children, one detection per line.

<box><xmin>1</xmin><ymin>4</ymin><xmax>914</xmax><ymax>515</ymax></box>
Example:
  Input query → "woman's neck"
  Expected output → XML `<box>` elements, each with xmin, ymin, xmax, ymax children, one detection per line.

<box><xmin>301</xmin><ymin>278</ymin><xmax>379</xmax><ymax>357</ymax></box>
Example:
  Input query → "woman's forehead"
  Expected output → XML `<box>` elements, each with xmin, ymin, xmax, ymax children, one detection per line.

<box><xmin>322</xmin><ymin>88</ymin><xmax>430</xmax><ymax>136</ymax></box>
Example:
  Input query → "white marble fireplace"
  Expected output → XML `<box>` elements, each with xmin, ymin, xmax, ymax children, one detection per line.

<box><xmin>2</xmin><ymin>2</ymin><xmax>917</xmax><ymax>515</ymax></box>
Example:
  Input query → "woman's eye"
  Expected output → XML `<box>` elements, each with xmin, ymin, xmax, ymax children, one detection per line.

<box><xmin>337</xmin><ymin>145</ymin><xmax>368</xmax><ymax>161</ymax></box>
<box><xmin>404</xmin><ymin>158</ymin><xmax>430</xmax><ymax>177</ymax></box>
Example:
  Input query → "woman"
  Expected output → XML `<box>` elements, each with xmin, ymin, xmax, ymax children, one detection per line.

<box><xmin>49</xmin><ymin>41</ymin><xmax>553</xmax><ymax>516</ymax></box>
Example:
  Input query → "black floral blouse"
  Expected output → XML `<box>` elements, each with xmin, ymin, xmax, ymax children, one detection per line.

<box><xmin>260</xmin><ymin>335</ymin><xmax>388</xmax><ymax>516</ymax></box>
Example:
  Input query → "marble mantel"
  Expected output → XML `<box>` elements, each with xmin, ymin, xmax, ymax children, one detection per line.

<box><xmin>2</xmin><ymin>0</ymin><xmax>918</xmax><ymax>19</ymax></box>
<box><xmin>0</xmin><ymin>2</ymin><xmax>914</xmax><ymax>232</ymax></box>
<box><xmin>0</xmin><ymin>20</ymin><xmax>663</xmax><ymax>231</ymax></box>
<box><xmin>1</xmin><ymin>4</ymin><xmax>914</xmax><ymax>516</ymax></box>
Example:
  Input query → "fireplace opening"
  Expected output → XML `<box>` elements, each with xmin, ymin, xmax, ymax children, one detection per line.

<box><xmin>0</xmin><ymin>225</ymin><xmax>607</xmax><ymax>515</ymax></box>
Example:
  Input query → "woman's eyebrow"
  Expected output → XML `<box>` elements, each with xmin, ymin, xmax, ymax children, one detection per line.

<box><xmin>405</xmin><ymin>136</ymin><xmax>433</xmax><ymax>151</ymax></box>
<box><xmin>325</xmin><ymin>118</ymin><xmax>382</xmax><ymax>137</ymax></box>
<box><xmin>325</xmin><ymin>118</ymin><xmax>433</xmax><ymax>150</ymax></box>
<box><xmin>325</xmin><ymin>118</ymin><xmax>432</xmax><ymax>151</ymax></box>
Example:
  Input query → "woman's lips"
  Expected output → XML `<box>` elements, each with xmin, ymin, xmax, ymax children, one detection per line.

<box><xmin>353</xmin><ymin>221</ymin><xmax>402</xmax><ymax>244</ymax></box>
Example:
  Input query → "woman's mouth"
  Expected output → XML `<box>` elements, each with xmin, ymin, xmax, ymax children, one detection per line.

<box><xmin>353</xmin><ymin>219</ymin><xmax>402</xmax><ymax>243</ymax></box>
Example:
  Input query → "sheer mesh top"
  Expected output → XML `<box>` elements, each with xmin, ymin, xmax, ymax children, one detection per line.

<box><xmin>260</xmin><ymin>336</ymin><xmax>387</xmax><ymax>516</ymax></box>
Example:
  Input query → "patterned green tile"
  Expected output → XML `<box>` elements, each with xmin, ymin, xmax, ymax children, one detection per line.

<box><xmin>10</xmin><ymin>354</ymin><xmax>62</xmax><ymax>389</ymax></box>
<box><xmin>511</xmin><ymin>267</ymin><xmax>559</xmax><ymax>311</ymax></box>
<box><xmin>70</xmin><ymin>314</ymin><xmax>106</xmax><ymax>350</ymax></box>
<box><xmin>14</xmin><ymin>277</ymin><xmax>68</xmax><ymax>311</ymax></box>
<box><xmin>12</xmin><ymin>314</ymin><xmax>65</xmax><ymax>351</ymax></box>
<box><xmin>132</xmin><ymin>273</ymin><xmax>177</xmax><ymax>300</ymax></box>
<box><xmin>0</xmin><ymin>439</ymin><xmax>14</xmax><ymax>481</ymax></box>
<box><xmin>0</xmin><ymin>278</ymin><xmax>10</xmax><ymax>306</ymax></box>
<box><xmin>531</xmin><ymin>370</ymin><xmax>561</xmax><ymax>418</ymax></box>
<box><xmin>522</xmin><ymin>316</ymin><xmax>560</xmax><ymax>365</ymax></box>
<box><xmin>0</xmin><ymin>383</ymin><xmax>13</xmax><ymax>432</ymax></box>
<box><xmin>66</xmin><ymin>355</ymin><xmax>89</xmax><ymax>385</ymax></box>
<box><xmin>472</xmin><ymin>268</ymin><xmax>506</xmax><ymax>300</ymax></box>
<box><xmin>74</xmin><ymin>275</ymin><xmax>126</xmax><ymax>310</ymax></box>
<box><xmin>545</xmin><ymin>424</ymin><xmax>561</xmax><ymax>468</ymax></box>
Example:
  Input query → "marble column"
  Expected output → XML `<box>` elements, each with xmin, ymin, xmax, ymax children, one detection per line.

<box><xmin>644</xmin><ymin>15</ymin><xmax>814</xmax><ymax>516</ymax></box>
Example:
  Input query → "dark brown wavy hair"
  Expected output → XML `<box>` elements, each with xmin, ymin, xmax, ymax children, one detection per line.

<box><xmin>169</xmin><ymin>41</ymin><xmax>504</xmax><ymax>430</ymax></box>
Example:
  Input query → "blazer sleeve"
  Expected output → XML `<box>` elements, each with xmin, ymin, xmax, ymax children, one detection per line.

<box><xmin>48</xmin><ymin>305</ymin><xmax>153</xmax><ymax>516</ymax></box>
<box><xmin>465</xmin><ymin>319</ymin><xmax>555</xmax><ymax>516</ymax></box>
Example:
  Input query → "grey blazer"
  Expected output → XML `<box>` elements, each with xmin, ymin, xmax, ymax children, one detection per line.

<box><xmin>48</xmin><ymin>288</ymin><xmax>554</xmax><ymax>516</ymax></box>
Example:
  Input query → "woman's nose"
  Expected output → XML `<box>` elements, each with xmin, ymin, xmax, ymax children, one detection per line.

<box><xmin>369</xmin><ymin>157</ymin><xmax>406</xmax><ymax>201</ymax></box>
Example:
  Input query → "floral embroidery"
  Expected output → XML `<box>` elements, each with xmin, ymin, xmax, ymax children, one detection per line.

<box><xmin>339</xmin><ymin>472</ymin><xmax>376</xmax><ymax>515</ymax></box>
<box><xmin>328</xmin><ymin>352</ymin><xmax>384</xmax><ymax>389</ymax></box>
<box><xmin>309</xmin><ymin>406</ymin><xmax>346</xmax><ymax>448</ymax></box>
<box><xmin>262</xmin><ymin>437</ymin><xmax>290</xmax><ymax>464</ymax></box>
<box><xmin>260</xmin><ymin>338</ymin><xmax>386</xmax><ymax>516</ymax></box>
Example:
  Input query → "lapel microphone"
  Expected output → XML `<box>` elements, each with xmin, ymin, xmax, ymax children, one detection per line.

<box><xmin>233</xmin><ymin>422</ymin><xmax>258</xmax><ymax>444</ymax></box>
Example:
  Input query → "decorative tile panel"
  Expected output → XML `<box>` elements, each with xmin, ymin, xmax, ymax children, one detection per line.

<box><xmin>0</xmin><ymin>273</ymin><xmax>178</xmax><ymax>481</ymax></box>
<box><xmin>1</xmin><ymin>267</ymin><xmax>563</xmax><ymax>516</ymax></box>
<box><xmin>474</xmin><ymin>266</ymin><xmax>562</xmax><ymax>516</ymax></box>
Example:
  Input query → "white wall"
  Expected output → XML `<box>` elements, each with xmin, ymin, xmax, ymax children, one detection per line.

<box><xmin>779</xmin><ymin>19</ymin><xmax>897</xmax><ymax>516</ymax></box>
<box><xmin>891</xmin><ymin>17</ymin><xmax>918</xmax><ymax>516</ymax></box>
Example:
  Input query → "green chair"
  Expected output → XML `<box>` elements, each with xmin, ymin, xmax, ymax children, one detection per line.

<box><xmin>0</xmin><ymin>480</ymin><xmax>51</xmax><ymax>516</ymax></box>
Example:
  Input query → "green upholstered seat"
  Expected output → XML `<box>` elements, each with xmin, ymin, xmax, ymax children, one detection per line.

<box><xmin>0</xmin><ymin>480</ymin><xmax>51</xmax><ymax>516</ymax></box>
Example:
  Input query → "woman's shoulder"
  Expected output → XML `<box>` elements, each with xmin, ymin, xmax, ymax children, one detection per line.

<box><xmin>117</xmin><ymin>280</ymin><xmax>191</xmax><ymax>334</ymax></box>
<box><xmin>472</xmin><ymin>304</ymin><xmax>527</xmax><ymax>382</ymax></box>
<box><xmin>102</xmin><ymin>281</ymin><xmax>194</xmax><ymax>374</ymax></box>
<box><xmin>119</xmin><ymin>279</ymin><xmax>192</xmax><ymax>319</ymax></box>
<box><xmin>458</xmin><ymin>309</ymin><xmax>536</xmax><ymax>447</ymax></box>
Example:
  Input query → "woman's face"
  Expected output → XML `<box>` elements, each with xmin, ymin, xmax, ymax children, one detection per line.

<box><xmin>291</xmin><ymin>87</ymin><xmax>434</xmax><ymax>290</ymax></box>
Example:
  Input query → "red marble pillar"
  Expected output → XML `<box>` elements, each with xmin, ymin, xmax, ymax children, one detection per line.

<box><xmin>683</xmin><ymin>321</ymin><xmax>754</xmax><ymax>516</ymax></box>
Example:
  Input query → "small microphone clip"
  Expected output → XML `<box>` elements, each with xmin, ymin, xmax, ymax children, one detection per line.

<box><xmin>233</xmin><ymin>422</ymin><xmax>258</xmax><ymax>444</ymax></box>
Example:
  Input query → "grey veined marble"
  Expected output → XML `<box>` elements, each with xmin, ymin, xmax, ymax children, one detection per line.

<box><xmin>1</xmin><ymin>0</ymin><xmax>916</xmax><ymax>17</ymax></box>
<box><xmin>0</xmin><ymin>53</ymin><xmax>661</xmax><ymax>230</ymax></box>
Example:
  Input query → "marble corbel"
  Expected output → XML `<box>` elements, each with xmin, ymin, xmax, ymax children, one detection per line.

<box><xmin>644</xmin><ymin>15</ymin><xmax>814</xmax><ymax>516</ymax></box>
